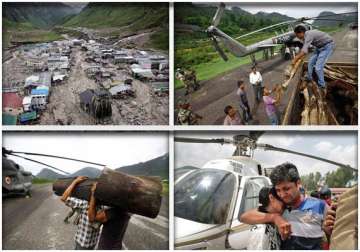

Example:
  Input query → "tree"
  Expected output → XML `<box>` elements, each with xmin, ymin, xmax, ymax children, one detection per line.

<box><xmin>325</xmin><ymin>167</ymin><xmax>356</xmax><ymax>188</ymax></box>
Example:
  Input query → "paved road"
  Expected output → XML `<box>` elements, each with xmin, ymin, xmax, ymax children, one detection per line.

<box><xmin>3</xmin><ymin>184</ymin><xmax>168</xmax><ymax>249</ymax></box>
<box><xmin>175</xmin><ymin>28</ymin><xmax>357</xmax><ymax>125</ymax></box>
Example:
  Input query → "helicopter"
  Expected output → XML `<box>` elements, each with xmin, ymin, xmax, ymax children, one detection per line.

<box><xmin>2</xmin><ymin>147</ymin><xmax>106</xmax><ymax>197</ymax></box>
<box><xmin>206</xmin><ymin>3</ymin><xmax>356</xmax><ymax>64</ymax></box>
<box><xmin>174</xmin><ymin>132</ymin><xmax>356</xmax><ymax>249</ymax></box>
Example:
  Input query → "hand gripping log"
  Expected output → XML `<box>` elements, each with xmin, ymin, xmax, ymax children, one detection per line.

<box><xmin>53</xmin><ymin>168</ymin><xmax>163</xmax><ymax>218</ymax></box>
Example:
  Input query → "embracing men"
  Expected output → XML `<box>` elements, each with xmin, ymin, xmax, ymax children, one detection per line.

<box><xmin>241</xmin><ymin>162</ymin><xmax>332</xmax><ymax>249</ymax></box>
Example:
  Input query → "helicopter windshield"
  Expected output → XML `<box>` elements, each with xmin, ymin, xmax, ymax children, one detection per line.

<box><xmin>175</xmin><ymin>168</ymin><xmax>236</xmax><ymax>225</ymax></box>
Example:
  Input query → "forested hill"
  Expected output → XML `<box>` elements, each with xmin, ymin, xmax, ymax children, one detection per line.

<box><xmin>3</xmin><ymin>2</ymin><xmax>80</xmax><ymax>30</ymax></box>
<box><xmin>63</xmin><ymin>2</ymin><xmax>169</xmax><ymax>32</ymax></box>
<box><xmin>175</xmin><ymin>3</ymin><xmax>294</xmax><ymax>37</ymax></box>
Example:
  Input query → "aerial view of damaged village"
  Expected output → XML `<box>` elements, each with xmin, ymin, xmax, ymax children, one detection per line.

<box><xmin>3</xmin><ymin>2</ymin><xmax>169</xmax><ymax>125</ymax></box>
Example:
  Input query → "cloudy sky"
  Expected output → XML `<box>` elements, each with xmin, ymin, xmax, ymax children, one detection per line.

<box><xmin>175</xmin><ymin>131</ymin><xmax>357</xmax><ymax>176</ymax></box>
<box><xmin>196</xmin><ymin>2</ymin><xmax>357</xmax><ymax>19</ymax></box>
<box><xmin>3</xmin><ymin>132</ymin><xmax>168</xmax><ymax>175</ymax></box>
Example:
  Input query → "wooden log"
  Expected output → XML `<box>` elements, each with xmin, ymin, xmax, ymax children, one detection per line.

<box><xmin>282</xmin><ymin>56</ymin><xmax>304</xmax><ymax>88</ymax></box>
<box><xmin>53</xmin><ymin>168</ymin><xmax>163</xmax><ymax>218</ymax></box>
<box><xmin>309</xmin><ymin>106</ymin><xmax>319</xmax><ymax>125</ymax></box>
<box><xmin>301</xmin><ymin>87</ymin><xmax>312</xmax><ymax>125</ymax></box>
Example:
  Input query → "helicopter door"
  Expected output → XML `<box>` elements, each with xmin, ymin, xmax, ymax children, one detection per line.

<box><xmin>227</xmin><ymin>176</ymin><xmax>270</xmax><ymax>249</ymax></box>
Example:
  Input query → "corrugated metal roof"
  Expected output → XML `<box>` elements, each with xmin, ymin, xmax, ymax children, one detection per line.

<box><xmin>3</xmin><ymin>92</ymin><xmax>23</xmax><ymax>109</ymax></box>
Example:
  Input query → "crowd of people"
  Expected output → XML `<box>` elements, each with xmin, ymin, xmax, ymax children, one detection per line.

<box><xmin>223</xmin><ymin>65</ymin><xmax>280</xmax><ymax>126</ymax></box>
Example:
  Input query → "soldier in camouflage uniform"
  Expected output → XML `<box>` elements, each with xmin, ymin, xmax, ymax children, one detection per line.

<box><xmin>177</xmin><ymin>102</ymin><xmax>202</xmax><ymax>125</ymax></box>
<box><xmin>177</xmin><ymin>69</ymin><xmax>200</xmax><ymax>96</ymax></box>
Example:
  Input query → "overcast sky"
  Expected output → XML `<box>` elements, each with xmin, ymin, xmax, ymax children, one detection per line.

<box><xmin>3</xmin><ymin>132</ymin><xmax>168</xmax><ymax>175</ymax></box>
<box><xmin>175</xmin><ymin>131</ymin><xmax>357</xmax><ymax>176</ymax></box>
<box><xmin>196</xmin><ymin>2</ymin><xmax>357</xmax><ymax>19</ymax></box>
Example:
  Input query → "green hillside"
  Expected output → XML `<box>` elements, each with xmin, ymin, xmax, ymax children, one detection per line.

<box><xmin>174</xmin><ymin>3</ymin><xmax>294</xmax><ymax>84</ymax></box>
<box><xmin>64</xmin><ymin>3</ymin><xmax>168</xmax><ymax>31</ymax></box>
<box><xmin>116</xmin><ymin>153</ymin><xmax>169</xmax><ymax>180</ymax></box>
<box><xmin>3</xmin><ymin>2</ymin><xmax>79</xmax><ymax>29</ymax></box>
<box><xmin>63</xmin><ymin>3</ymin><xmax>169</xmax><ymax>50</ymax></box>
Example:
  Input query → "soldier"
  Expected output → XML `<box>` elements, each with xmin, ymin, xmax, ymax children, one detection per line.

<box><xmin>177</xmin><ymin>102</ymin><xmax>202</xmax><ymax>125</ymax></box>
<box><xmin>182</xmin><ymin>69</ymin><xmax>200</xmax><ymax>95</ymax></box>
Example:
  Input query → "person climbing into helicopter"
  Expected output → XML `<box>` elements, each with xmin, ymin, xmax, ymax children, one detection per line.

<box><xmin>292</xmin><ymin>25</ymin><xmax>335</xmax><ymax>91</ymax></box>
<box><xmin>240</xmin><ymin>162</ymin><xmax>334</xmax><ymax>249</ymax></box>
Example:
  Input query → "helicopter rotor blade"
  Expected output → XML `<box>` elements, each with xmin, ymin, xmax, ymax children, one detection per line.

<box><xmin>8</xmin><ymin>153</ymin><xmax>71</xmax><ymax>175</ymax></box>
<box><xmin>308</xmin><ymin>18</ymin><xmax>346</xmax><ymax>21</ymax></box>
<box><xmin>212</xmin><ymin>2</ymin><xmax>225</xmax><ymax>27</ymax></box>
<box><xmin>257</xmin><ymin>144</ymin><xmax>356</xmax><ymax>171</ymax></box>
<box><xmin>236</xmin><ymin>20</ymin><xmax>295</xmax><ymax>40</ymax></box>
<box><xmin>210</xmin><ymin>37</ymin><xmax>228</xmax><ymax>61</ymax></box>
<box><xmin>174</xmin><ymin>137</ymin><xmax>233</xmax><ymax>144</ymax></box>
<box><xmin>5</xmin><ymin>149</ymin><xmax>107</xmax><ymax>167</ymax></box>
<box><xmin>235</xmin><ymin>11</ymin><xmax>357</xmax><ymax>40</ymax></box>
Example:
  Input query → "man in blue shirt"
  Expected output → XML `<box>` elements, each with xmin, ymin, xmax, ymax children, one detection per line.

<box><xmin>240</xmin><ymin>162</ymin><xmax>332</xmax><ymax>249</ymax></box>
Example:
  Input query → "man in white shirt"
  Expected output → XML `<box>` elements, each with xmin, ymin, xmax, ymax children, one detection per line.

<box><xmin>249</xmin><ymin>66</ymin><xmax>263</xmax><ymax>103</ymax></box>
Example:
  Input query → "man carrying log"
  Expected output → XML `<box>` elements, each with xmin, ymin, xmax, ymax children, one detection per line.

<box><xmin>61</xmin><ymin>176</ymin><xmax>106</xmax><ymax>250</ymax></box>
<box><xmin>292</xmin><ymin>25</ymin><xmax>335</xmax><ymax>90</ymax></box>
<box><xmin>61</xmin><ymin>176</ymin><xmax>131</xmax><ymax>250</ymax></box>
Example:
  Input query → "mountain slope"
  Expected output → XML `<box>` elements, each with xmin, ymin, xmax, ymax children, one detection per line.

<box><xmin>175</xmin><ymin>3</ymin><xmax>294</xmax><ymax>36</ymax></box>
<box><xmin>70</xmin><ymin>167</ymin><xmax>102</xmax><ymax>178</ymax></box>
<box><xmin>36</xmin><ymin>153</ymin><xmax>169</xmax><ymax>180</ymax></box>
<box><xmin>63</xmin><ymin>2</ymin><xmax>168</xmax><ymax>31</ymax></box>
<box><xmin>36</xmin><ymin>168</ymin><xmax>66</xmax><ymax>180</ymax></box>
<box><xmin>313</xmin><ymin>11</ymin><xmax>357</xmax><ymax>27</ymax></box>
<box><xmin>116</xmin><ymin>153</ymin><xmax>169</xmax><ymax>179</ymax></box>
<box><xmin>3</xmin><ymin>2</ymin><xmax>81</xmax><ymax>29</ymax></box>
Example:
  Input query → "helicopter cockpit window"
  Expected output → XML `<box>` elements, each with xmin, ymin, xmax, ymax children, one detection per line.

<box><xmin>175</xmin><ymin>168</ymin><xmax>236</xmax><ymax>225</ymax></box>
<box><xmin>239</xmin><ymin>178</ymin><xmax>270</xmax><ymax>217</ymax></box>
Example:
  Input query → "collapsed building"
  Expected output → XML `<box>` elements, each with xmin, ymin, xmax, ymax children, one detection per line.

<box><xmin>79</xmin><ymin>89</ymin><xmax>112</xmax><ymax>122</ymax></box>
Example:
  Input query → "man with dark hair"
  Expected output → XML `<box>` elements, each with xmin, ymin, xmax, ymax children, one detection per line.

<box><xmin>236</xmin><ymin>80</ymin><xmax>252</xmax><ymax>123</ymax></box>
<box><xmin>61</xmin><ymin>177</ymin><xmax>131</xmax><ymax>250</ymax></box>
<box><xmin>61</xmin><ymin>177</ymin><xmax>108</xmax><ymax>250</ymax></box>
<box><xmin>249</xmin><ymin>66</ymin><xmax>263</xmax><ymax>102</ymax></box>
<box><xmin>240</xmin><ymin>162</ymin><xmax>332</xmax><ymax>250</ymax></box>
<box><xmin>292</xmin><ymin>25</ymin><xmax>334</xmax><ymax>89</ymax></box>
<box><xmin>223</xmin><ymin>105</ymin><xmax>243</xmax><ymax>125</ymax></box>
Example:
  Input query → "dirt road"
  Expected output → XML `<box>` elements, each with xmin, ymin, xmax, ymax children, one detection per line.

<box><xmin>3</xmin><ymin>184</ymin><xmax>169</xmax><ymax>249</ymax></box>
<box><xmin>175</xmin><ymin>28</ymin><xmax>357</xmax><ymax>125</ymax></box>
<box><xmin>40</xmin><ymin>47</ymin><xmax>98</xmax><ymax>125</ymax></box>
<box><xmin>37</xmin><ymin>46</ymin><xmax>168</xmax><ymax>125</ymax></box>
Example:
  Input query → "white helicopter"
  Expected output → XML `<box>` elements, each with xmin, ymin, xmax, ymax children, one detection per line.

<box><xmin>174</xmin><ymin>133</ymin><xmax>356</xmax><ymax>249</ymax></box>
<box><xmin>207</xmin><ymin>3</ymin><xmax>355</xmax><ymax>63</ymax></box>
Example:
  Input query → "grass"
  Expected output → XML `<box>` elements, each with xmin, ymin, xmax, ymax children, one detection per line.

<box><xmin>161</xmin><ymin>180</ymin><xmax>169</xmax><ymax>195</ymax></box>
<box><xmin>4</xmin><ymin>30</ymin><xmax>63</xmax><ymax>47</ymax></box>
<box><xmin>175</xmin><ymin>50</ymin><xmax>264</xmax><ymax>89</ymax></box>
<box><xmin>32</xmin><ymin>178</ymin><xmax>55</xmax><ymax>185</ymax></box>
<box><xmin>175</xmin><ymin>25</ymin><xmax>346</xmax><ymax>89</ymax></box>
<box><xmin>146</xmin><ymin>29</ymin><xmax>169</xmax><ymax>51</ymax></box>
